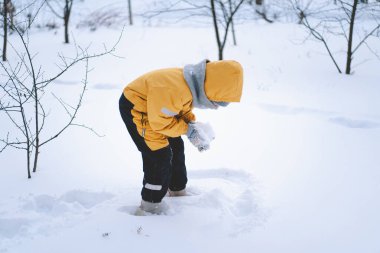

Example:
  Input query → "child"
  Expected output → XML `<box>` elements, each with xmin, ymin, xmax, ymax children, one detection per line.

<box><xmin>119</xmin><ymin>59</ymin><xmax>243</xmax><ymax>214</ymax></box>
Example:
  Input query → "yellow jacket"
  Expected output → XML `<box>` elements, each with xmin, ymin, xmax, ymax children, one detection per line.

<box><xmin>123</xmin><ymin>60</ymin><xmax>243</xmax><ymax>150</ymax></box>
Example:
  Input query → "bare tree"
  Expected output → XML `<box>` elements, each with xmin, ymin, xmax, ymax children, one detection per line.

<box><xmin>46</xmin><ymin>0</ymin><xmax>74</xmax><ymax>43</ymax></box>
<box><xmin>77</xmin><ymin>4</ymin><xmax>131</xmax><ymax>31</ymax></box>
<box><xmin>0</xmin><ymin>3</ymin><xmax>121</xmax><ymax>178</ymax></box>
<box><xmin>2</xmin><ymin>0</ymin><xmax>8</xmax><ymax>61</ymax></box>
<box><xmin>345</xmin><ymin>0</ymin><xmax>359</xmax><ymax>74</ymax></box>
<box><xmin>1</xmin><ymin>0</ymin><xmax>15</xmax><ymax>61</ymax></box>
<box><xmin>253</xmin><ymin>0</ymin><xmax>274</xmax><ymax>23</ymax></box>
<box><xmin>210</xmin><ymin>0</ymin><xmax>245</xmax><ymax>59</ymax></box>
<box><xmin>297</xmin><ymin>0</ymin><xmax>380</xmax><ymax>74</ymax></box>
<box><xmin>287</xmin><ymin>0</ymin><xmax>316</xmax><ymax>24</ymax></box>
<box><xmin>143</xmin><ymin>0</ymin><xmax>246</xmax><ymax>60</ymax></box>
<box><xmin>228</xmin><ymin>0</ymin><xmax>237</xmax><ymax>45</ymax></box>
<box><xmin>128</xmin><ymin>0</ymin><xmax>133</xmax><ymax>25</ymax></box>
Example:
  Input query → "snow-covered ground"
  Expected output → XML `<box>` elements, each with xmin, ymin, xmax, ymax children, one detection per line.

<box><xmin>1</xmin><ymin>1</ymin><xmax>380</xmax><ymax>252</ymax></box>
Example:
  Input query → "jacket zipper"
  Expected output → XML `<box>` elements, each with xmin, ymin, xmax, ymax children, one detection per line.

<box><xmin>141</xmin><ymin>114</ymin><xmax>146</xmax><ymax>138</ymax></box>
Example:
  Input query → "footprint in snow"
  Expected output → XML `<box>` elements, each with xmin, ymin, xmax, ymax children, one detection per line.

<box><xmin>122</xmin><ymin>168</ymin><xmax>266</xmax><ymax>236</ymax></box>
<box><xmin>92</xmin><ymin>83</ymin><xmax>120</xmax><ymax>90</ymax></box>
<box><xmin>0</xmin><ymin>218</ymin><xmax>31</xmax><ymax>239</ymax></box>
<box><xmin>328</xmin><ymin>117</ymin><xmax>380</xmax><ymax>129</ymax></box>
<box><xmin>21</xmin><ymin>190</ymin><xmax>114</xmax><ymax>213</ymax></box>
<box><xmin>60</xmin><ymin>190</ymin><xmax>114</xmax><ymax>209</ymax></box>
<box><xmin>0</xmin><ymin>190</ymin><xmax>114</xmax><ymax>242</ymax></box>
<box><xmin>257</xmin><ymin>102</ymin><xmax>380</xmax><ymax>129</ymax></box>
<box><xmin>256</xmin><ymin>102</ymin><xmax>330</xmax><ymax>116</ymax></box>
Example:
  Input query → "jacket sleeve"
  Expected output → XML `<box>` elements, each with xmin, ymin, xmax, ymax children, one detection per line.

<box><xmin>181</xmin><ymin>111</ymin><xmax>196</xmax><ymax>123</ymax></box>
<box><xmin>146</xmin><ymin>86</ymin><xmax>189</xmax><ymax>137</ymax></box>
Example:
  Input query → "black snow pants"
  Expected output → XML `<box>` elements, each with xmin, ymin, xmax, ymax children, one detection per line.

<box><xmin>119</xmin><ymin>94</ymin><xmax>188</xmax><ymax>203</ymax></box>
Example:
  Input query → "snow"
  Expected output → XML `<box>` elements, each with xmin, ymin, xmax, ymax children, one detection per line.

<box><xmin>1</xmin><ymin>1</ymin><xmax>380</xmax><ymax>252</ymax></box>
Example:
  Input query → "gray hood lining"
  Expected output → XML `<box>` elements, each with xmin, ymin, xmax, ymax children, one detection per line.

<box><xmin>183</xmin><ymin>59</ymin><xmax>218</xmax><ymax>109</ymax></box>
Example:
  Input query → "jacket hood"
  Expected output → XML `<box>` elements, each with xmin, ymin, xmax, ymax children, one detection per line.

<box><xmin>204</xmin><ymin>60</ymin><xmax>243</xmax><ymax>103</ymax></box>
<box><xmin>183</xmin><ymin>59</ymin><xmax>218</xmax><ymax>109</ymax></box>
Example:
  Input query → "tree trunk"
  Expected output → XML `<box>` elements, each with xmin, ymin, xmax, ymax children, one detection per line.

<box><xmin>27</xmin><ymin>147</ymin><xmax>31</xmax><ymax>178</ymax></box>
<box><xmin>210</xmin><ymin>0</ymin><xmax>223</xmax><ymax>60</ymax></box>
<box><xmin>228</xmin><ymin>0</ymin><xmax>237</xmax><ymax>46</ymax></box>
<box><xmin>128</xmin><ymin>0</ymin><xmax>133</xmax><ymax>25</ymax></box>
<box><xmin>230</xmin><ymin>19</ymin><xmax>236</xmax><ymax>46</ymax></box>
<box><xmin>218</xmin><ymin>48</ymin><xmax>223</xmax><ymax>60</ymax></box>
<box><xmin>2</xmin><ymin>0</ymin><xmax>8</xmax><ymax>61</ymax></box>
<box><xmin>64</xmin><ymin>0</ymin><xmax>70</xmax><ymax>44</ymax></box>
<box><xmin>10</xmin><ymin>11</ymin><xmax>13</xmax><ymax>30</ymax></box>
<box><xmin>27</xmin><ymin>13</ymin><xmax>32</xmax><ymax>28</ymax></box>
<box><xmin>64</xmin><ymin>16</ymin><xmax>69</xmax><ymax>43</ymax></box>
<box><xmin>32</xmin><ymin>146</ymin><xmax>39</xmax><ymax>173</ymax></box>
<box><xmin>32</xmin><ymin>87</ymin><xmax>39</xmax><ymax>173</ymax></box>
<box><xmin>21</xmin><ymin>106</ymin><xmax>32</xmax><ymax>179</ymax></box>
<box><xmin>345</xmin><ymin>0</ymin><xmax>358</xmax><ymax>75</ymax></box>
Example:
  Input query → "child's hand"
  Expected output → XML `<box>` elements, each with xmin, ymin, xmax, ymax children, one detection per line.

<box><xmin>186</xmin><ymin>122</ymin><xmax>215</xmax><ymax>152</ymax></box>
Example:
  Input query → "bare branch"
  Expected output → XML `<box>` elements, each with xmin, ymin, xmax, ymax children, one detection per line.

<box><xmin>1</xmin><ymin>2</ymin><xmax>124</xmax><ymax>177</ymax></box>
<box><xmin>45</xmin><ymin>0</ymin><xmax>64</xmax><ymax>18</ymax></box>
<box><xmin>39</xmin><ymin>57</ymin><xmax>90</xmax><ymax>147</ymax></box>
<box><xmin>37</xmin><ymin>27</ymin><xmax>124</xmax><ymax>88</ymax></box>
<box><xmin>0</xmin><ymin>133</ymin><xmax>28</xmax><ymax>152</ymax></box>
<box><xmin>71</xmin><ymin>124</ymin><xmax>105</xmax><ymax>138</ymax></box>
<box><xmin>302</xmin><ymin>16</ymin><xmax>343</xmax><ymax>73</ymax></box>
<box><xmin>352</xmin><ymin>24</ymin><xmax>380</xmax><ymax>54</ymax></box>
